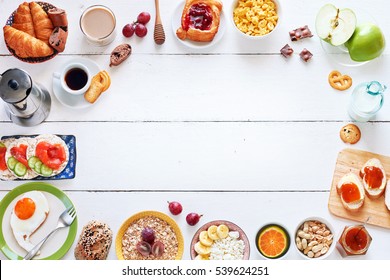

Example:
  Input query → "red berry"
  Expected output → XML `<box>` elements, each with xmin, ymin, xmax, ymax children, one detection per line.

<box><xmin>137</xmin><ymin>12</ymin><xmax>151</xmax><ymax>25</ymax></box>
<box><xmin>122</xmin><ymin>23</ymin><xmax>135</xmax><ymax>38</ymax></box>
<box><xmin>168</xmin><ymin>201</ymin><xmax>183</xmax><ymax>215</ymax></box>
<box><xmin>186</xmin><ymin>213</ymin><xmax>202</xmax><ymax>226</ymax></box>
<box><xmin>135</xmin><ymin>23</ymin><xmax>148</xmax><ymax>37</ymax></box>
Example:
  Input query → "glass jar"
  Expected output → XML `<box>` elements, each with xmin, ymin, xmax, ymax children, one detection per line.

<box><xmin>337</xmin><ymin>225</ymin><xmax>372</xmax><ymax>257</ymax></box>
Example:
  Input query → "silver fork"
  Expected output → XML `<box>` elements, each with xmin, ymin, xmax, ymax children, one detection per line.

<box><xmin>23</xmin><ymin>206</ymin><xmax>77</xmax><ymax>260</ymax></box>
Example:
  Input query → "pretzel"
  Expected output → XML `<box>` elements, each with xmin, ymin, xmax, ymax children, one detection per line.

<box><xmin>328</xmin><ymin>70</ymin><xmax>352</xmax><ymax>91</ymax></box>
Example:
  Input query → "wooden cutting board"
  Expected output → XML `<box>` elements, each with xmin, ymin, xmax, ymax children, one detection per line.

<box><xmin>328</xmin><ymin>148</ymin><xmax>390</xmax><ymax>229</ymax></box>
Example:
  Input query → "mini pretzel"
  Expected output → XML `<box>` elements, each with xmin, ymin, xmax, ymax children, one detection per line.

<box><xmin>328</xmin><ymin>70</ymin><xmax>352</xmax><ymax>91</ymax></box>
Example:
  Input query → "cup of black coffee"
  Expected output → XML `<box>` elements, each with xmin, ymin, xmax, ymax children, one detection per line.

<box><xmin>54</xmin><ymin>62</ymin><xmax>91</xmax><ymax>95</ymax></box>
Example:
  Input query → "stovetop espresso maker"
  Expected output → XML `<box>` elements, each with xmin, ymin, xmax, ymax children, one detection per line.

<box><xmin>0</xmin><ymin>68</ymin><xmax>51</xmax><ymax>127</ymax></box>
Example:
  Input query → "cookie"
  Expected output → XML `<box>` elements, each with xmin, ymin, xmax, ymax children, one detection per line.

<box><xmin>340</xmin><ymin>124</ymin><xmax>361</xmax><ymax>144</ymax></box>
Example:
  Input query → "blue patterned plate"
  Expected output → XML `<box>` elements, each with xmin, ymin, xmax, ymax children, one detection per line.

<box><xmin>1</xmin><ymin>134</ymin><xmax>76</xmax><ymax>180</ymax></box>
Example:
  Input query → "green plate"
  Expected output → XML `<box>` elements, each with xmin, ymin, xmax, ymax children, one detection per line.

<box><xmin>0</xmin><ymin>182</ymin><xmax>77</xmax><ymax>260</ymax></box>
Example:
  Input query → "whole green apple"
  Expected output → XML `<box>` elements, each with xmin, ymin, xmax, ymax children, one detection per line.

<box><xmin>345</xmin><ymin>23</ymin><xmax>386</xmax><ymax>62</ymax></box>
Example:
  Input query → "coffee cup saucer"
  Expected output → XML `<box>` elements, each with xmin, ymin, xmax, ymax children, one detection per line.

<box><xmin>52</xmin><ymin>57</ymin><xmax>100</xmax><ymax>109</ymax></box>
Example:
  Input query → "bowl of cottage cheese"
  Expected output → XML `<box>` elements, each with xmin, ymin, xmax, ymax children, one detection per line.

<box><xmin>190</xmin><ymin>220</ymin><xmax>250</xmax><ymax>260</ymax></box>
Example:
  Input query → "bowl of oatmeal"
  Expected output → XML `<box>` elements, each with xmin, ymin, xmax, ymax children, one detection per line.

<box><xmin>190</xmin><ymin>220</ymin><xmax>250</xmax><ymax>260</ymax></box>
<box><xmin>115</xmin><ymin>211</ymin><xmax>184</xmax><ymax>260</ymax></box>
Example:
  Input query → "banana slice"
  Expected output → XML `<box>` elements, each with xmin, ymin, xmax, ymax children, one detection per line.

<box><xmin>195</xmin><ymin>254</ymin><xmax>209</xmax><ymax>260</ymax></box>
<box><xmin>207</xmin><ymin>225</ymin><xmax>220</xmax><ymax>240</ymax></box>
<box><xmin>199</xmin><ymin>231</ymin><xmax>213</xmax><ymax>246</ymax></box>
<box><xmin>194</xmin><ymin>241</ymin><xmax>211</xmax><ymax>255</ymax></box>
<box><xmin>217</xmin><ymin>224</ymin><xmax>229</xmax><ymax>239</ymax></box>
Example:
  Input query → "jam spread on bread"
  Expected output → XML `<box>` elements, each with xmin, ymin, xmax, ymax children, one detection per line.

<box><xmin>184</xmin><ymin>4</ymin><xmax>213</xmax><ymax>31</ymax></box>
<box><xmin>176</xmin><ymin>0</ymin><xmax>223</xmax><ymax>42</ymax></box>
<box><xmin>360</xmin><ymin>166</ymin><xmax>384</xmax><ymax>189</ymax></box>
<box><xmin>339</xmin><ymin>183</ymin><xmax>361</xmax><ymax>203</ymax></box>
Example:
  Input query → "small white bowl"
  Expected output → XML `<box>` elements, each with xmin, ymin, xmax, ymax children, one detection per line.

<box><xmin>231</xmin><ymin>0</ymin><xmax>281</xmax><ymax>39</ymax></box>
<box><xmin>294</xmin><ymin>217</ymin><xmax>336</xmax><ymax>260</ymax></box>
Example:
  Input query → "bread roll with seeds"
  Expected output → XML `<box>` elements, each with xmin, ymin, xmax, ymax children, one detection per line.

<box><xmin>74</xmin><ymin>221</ymin><xmax>112</xmax><ymax>260</ymax></box>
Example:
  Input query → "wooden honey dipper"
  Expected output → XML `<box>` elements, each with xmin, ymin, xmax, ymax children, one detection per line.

<box><xmin>154</xmin><ymin>0</ymin><xmax>166</xmax><ymax>45</ymax></box>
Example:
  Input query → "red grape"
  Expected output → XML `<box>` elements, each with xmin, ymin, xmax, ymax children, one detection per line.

<box><xmin>141</xmin><ymin>227</ymin><xmax>155</xmax><ymax>244</ymax></box>
<box><xmin>122</xmin><ymin>23</ymin><xmax>135</xmax><ymax>38</ymax></box>
<box><xmin>186</xmin><ymin>213</ymin><xmax>202</xmax><ymax>226</ymax></box>
<box><xmin>135</xmin><ymin>23</ymin><xmax>148</xmax><ymax>37</ymax></box>
<box><xmin>137</xmin><ymin>12</ymin><xmax>151</xmax><ymax>25</ymax></box>
<box><xmin>136</xmin><ymin>241</ymin><xmax>151</xmax><ymax>257</ymax></box>
<box><xmin>151</xmin><ymin>241</ymin><xmax>165</xmax><ymax>257</ymax></box>
<box><xmin>168</xmin><ymin>201</ymin><xmax>183</xmax><ymax>215</ymax></box>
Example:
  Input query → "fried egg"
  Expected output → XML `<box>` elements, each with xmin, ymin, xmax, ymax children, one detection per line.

<box><xmin>10</xmin><ymin>191</ymin><xmax>49</xmax><ymax>253</ymax></box>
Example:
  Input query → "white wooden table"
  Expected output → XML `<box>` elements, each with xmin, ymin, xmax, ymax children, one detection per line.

<box><xmin>0</xmin><ymin>0</ymin><xmax>389</xmax><ymax>260</ymax></box>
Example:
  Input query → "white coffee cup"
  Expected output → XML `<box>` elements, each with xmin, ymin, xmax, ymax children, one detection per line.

<box><xmin>54</xmin><ymin>63</ymin><xmax>91</xmax><ymax>95</ymax></box>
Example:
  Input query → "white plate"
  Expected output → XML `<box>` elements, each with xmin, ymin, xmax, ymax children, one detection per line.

<box><xmin>171</xmin><ymin>1</ymin><xmax>226</xmax><ymax>49</ymax></box>
<box><xmin>52</xmin><ymin>57</ymin><xmax>100</xmax><ymax>109</ymax></box>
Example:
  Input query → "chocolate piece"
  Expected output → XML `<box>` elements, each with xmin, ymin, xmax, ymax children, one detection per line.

<box><xmin>299</xmin><ymin>48</ymin><xmax>313</xmax><ymax>62</ymax></box>
<box><xmin>289</xmin><ymin>25</ymin><xmax>313</xmax><ymax>41</ymax></box>
<box><xmin>280</xmin><ymin>44</ymin><xmax>294</xmax><ymax>58</ymax></box>
<box><xmin>49</xmin><ymin>27</ymin><xmax>68</xmax><ymax>52</ymax></box>
<box><xmin>48</xmin><ymin>8</ymin><xmax>68</xmax><ymax>29</ymax></box>
<box><xmin>110</xmin><ymin>44</ymin><xmax>132</xmax><ymax>67</ymax></box>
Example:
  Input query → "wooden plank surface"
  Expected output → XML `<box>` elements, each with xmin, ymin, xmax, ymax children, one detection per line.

<box><xmin>328</xmin><ymin>149</ymin><xmax>390</xmax><ymax>228</ymax></box>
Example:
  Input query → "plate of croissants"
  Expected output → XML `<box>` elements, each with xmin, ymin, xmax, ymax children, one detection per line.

<box><xmin>3</xmin><ymin>1</ymin><xmax>68</xmax><ymax>63</ymax></box>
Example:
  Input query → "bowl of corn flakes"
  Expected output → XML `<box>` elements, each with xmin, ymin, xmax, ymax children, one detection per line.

<box><xmin>232</xmin><ymin>0</ymin><xmax>280</xmax><ymax>39</ymax></box>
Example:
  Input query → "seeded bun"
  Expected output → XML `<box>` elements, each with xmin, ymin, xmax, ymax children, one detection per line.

<box><xmin>74</xmin><ymin>221</ymin><xmax>113</xmax><ymax>260</ymax></box>
<box><xmin>337</xmin><ymin>172</ymin><xmax>365</xmax><ymax>212</ymax></box>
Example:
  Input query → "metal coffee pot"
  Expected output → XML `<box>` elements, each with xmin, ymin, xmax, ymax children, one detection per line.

<box><xmin>0</xmin><ymin>68</ymin><xmax>51</xmax><ymax>126</ymax></box>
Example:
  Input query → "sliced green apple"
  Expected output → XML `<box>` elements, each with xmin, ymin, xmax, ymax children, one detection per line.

<box><xmin>345</xmin><ymin>23</ymin><xmax>386</xmax><ymax>62</ymax></box>
<box><xmin>315</xmin><ymin>4</ymin><xmax>356</xmax><ymax>46</ymax></box>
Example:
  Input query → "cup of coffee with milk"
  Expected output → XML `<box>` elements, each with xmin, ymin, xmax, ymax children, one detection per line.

<box><xmin>80</xmin><ymin>5</ymin><xmax>116</xmax><ymax>46</ymax></box>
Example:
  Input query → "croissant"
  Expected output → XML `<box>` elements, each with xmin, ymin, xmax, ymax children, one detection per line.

<box><xmin>12</xmin><ymin>2</ymin><xmax>36</xmax><ymax>37</ymax></box>
<box><xmin>176</xmin><ymin>0</ymin><xmax>223</xmax><ymax>42</ymax></box>
<box><xmin>29</xmin><ymin>2</ymin><xmax>53</xmax><ymax>44</ymax></box>
<box><xmin>3</xmin><ymin>26</ymin><xmax>53</xmax><ymax>58</ymax></box>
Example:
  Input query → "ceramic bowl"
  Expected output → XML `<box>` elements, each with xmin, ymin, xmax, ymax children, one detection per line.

<box><xmin>255</xmin><ymin>223</ymin><xmax>291</xmax><ymax>259</ymax></box>
<box><xmin>231</xmin><ymin>0</ymin><xmax>281</xmax><ymax>39</ymax></box>
<box><xmin>115</xmin><ymin>210</ymin><xmax>184</xmax><ymax>260</ymax></box>
<box><xmin>190</xmin><ymin>220</ymin><xmax>250</xmax><ymax>260</ymax></box>
<box><xmin>294</xmin><ymin>217</ymin><xmax>336</xmax><ymax>260</ymax></box>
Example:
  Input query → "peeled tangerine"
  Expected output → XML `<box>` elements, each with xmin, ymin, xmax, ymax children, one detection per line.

<box><xmin>360</xmin><ymin>158</ymin><xmax>387</xmax><ymax>198</ymax></box>
<box><xmin>337</xmin><ymin>173</ymin><xmax>365</xmax><ymax>211</ymax></box>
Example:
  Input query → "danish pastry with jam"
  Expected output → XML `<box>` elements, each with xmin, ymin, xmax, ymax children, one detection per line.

<box><xmin>176</xmin><ymin>0</ymin><xmax>223</xmax><ymax>42</ymax></box>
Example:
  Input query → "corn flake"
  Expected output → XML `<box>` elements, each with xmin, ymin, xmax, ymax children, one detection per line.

<box><xmin>233</xmin><ymin>0</ymin><xmax>279</xmax><ymax>36</ymax></box>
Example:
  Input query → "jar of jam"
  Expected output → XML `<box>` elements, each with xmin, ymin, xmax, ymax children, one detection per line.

<box><xmin>337</xmin><ymin>225</ymin><xmax>372</xmax><ymax>257</ymax></box>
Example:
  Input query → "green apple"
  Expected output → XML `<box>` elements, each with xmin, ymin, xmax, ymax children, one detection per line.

<box><xmin>345</xmin><ymin>23</ymin><xmax>386</xmax><ymax>62</ymax></box>
<box><xmin>316</xmin><ymin>4</ymin><xmax>356</xmax><ymax>46</ymax></box>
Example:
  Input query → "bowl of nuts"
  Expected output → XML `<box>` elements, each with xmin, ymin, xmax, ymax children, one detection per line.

<box><xmin>232</xmin><ymin>0</ymin><xmax>281</xmax><ymax>39</ymax></box>
<box><xmin>294</xmin><ymin>217</ymin><xmax>336</xmax><ymax>260</ymax></box>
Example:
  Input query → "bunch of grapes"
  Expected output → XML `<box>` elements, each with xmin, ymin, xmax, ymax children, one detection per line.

<box><xmin>122</xmin><ymin>12</ymin><xmax>151</xmax><ymax>38</ymax></box>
